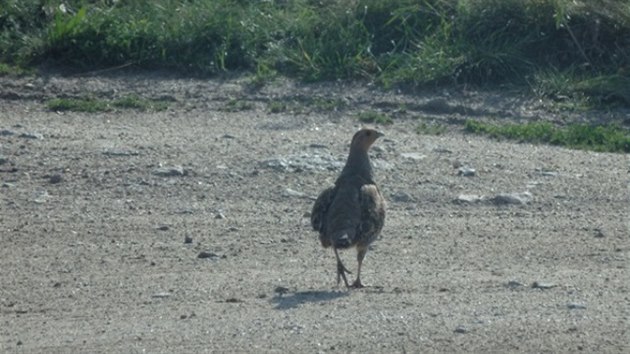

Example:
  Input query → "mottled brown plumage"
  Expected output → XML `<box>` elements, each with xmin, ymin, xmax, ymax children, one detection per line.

<box><xmin>311</xmin><ymin>128</ymin><xmax>386</xmax><ymax>288</ymax></box>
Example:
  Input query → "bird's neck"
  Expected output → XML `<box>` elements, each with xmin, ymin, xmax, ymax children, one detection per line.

<box><xmin>340</xmin><ymin>147</ymin><xmax>373</xmax><ymax>181</ymax></box>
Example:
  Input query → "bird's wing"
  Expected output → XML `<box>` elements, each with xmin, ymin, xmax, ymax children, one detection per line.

<box><xmin>357</xmin><ymin>184</ymin><xmax>386</xmax><ymax>246</ymax></box>
<box><xmin>311</xmin><ymin>185</ymin><xmax>336</xmax><ymax>233</ymax></box>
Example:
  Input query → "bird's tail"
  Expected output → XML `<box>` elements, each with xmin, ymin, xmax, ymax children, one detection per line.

<box><xmin>333</xmin><ymin>233</ymin><xmax>352</xmax><ymax>249</ymax></box>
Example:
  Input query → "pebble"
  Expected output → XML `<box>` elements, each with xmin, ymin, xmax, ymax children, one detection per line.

<box><xmin>400</xmin><ymin>152</ymin><xmax>426</xmax><ymax>161</ymax></box>
<box><xmin>0</xmin><ymin>156</ymin><xmax>7</xmax><ymax>165</ymax></box>
<box><xmin>391</xmin><ymin>191</ymin><xmax>414</xmax><ymax>203</ymax></box>
<box><xmin>215</xmin><ymin>212</ymin><xmax>226</xmax><ymax>219</ymax></box>
<box><xmin>102</xmin><ymin>149</ymin><xmax>139</xmax><ymax>157</ymax></box>
<box><xmin>283</xmin><ymin>188</ymin><xmax>308</xmax><ymax>198</ymax></box>
<box><xmin>457</xmin><ymin>167</ymin><xmax>476</xmax><ymax>177</ymax></box>
<box><xmin>184</xmin><ymin>235</ymin><xmax>193</xmax><ymax>244</ymax></box>
<box><xmin>506</xmin><ymin>280</ymin><xmax>525</xmax><ymax>288</ymax></box>
<box><xmin>198</xmin><ymin>251</ymin><xmax>221</xmax><ymax>259</ymax></box>
<box><xmin>151</xmin><ymin>292</ymin><xmax>171</xmax><ymax>298</ymax></box>
<box><xmin>19</xmin><ymin>132</ymin><xmax>43</xmax><ymax>139</ymax></box>
<box><xmin>0</xmin><ymin>129</ymin><xmax>16</xmax><ymax>136</ymax></box>
<box><xmin>152</xmin><ymin>165</ymin><xmax>186</xmax><ymax>177</ymax></box>
<box><xmin>532</xmin><ymin>281</ymin><xmax>556</xmax><ymax>289</ymax></box>
<box><xmin>593</xmin><ymin>228</ymin><xmax>606</xmax><ymax>238</ymax></box>
<box><xmin>48</xmin><ymin>174</ymin><xmax>63</xmax><ymax>184</ymax></box>
<box><xmin>454</xmin><ymin>194</ymin><xmax>484</xmax><ymax>204</ymax></box>
<box><xmin>454</xmin><ymin>325</ymin><xmax>468</xmax><ymax>334</ymax></box>
<box><xmin>567</xmin><ymin>302</ymin><xmax>587</xmax><ymax>310</ymax></box>
<box><xmin>491</xmin><ymin>192</ymin><xmax>532</xmax><ymax>205</ymax></box>
<box><xmin>157</xmin><ymin>225</ymin><xmax>169</xmax><ymax>231</ymax></box>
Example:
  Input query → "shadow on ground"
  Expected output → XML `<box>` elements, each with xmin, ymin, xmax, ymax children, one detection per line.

<box><xmin>271</xmin><ymin>290</ymin><xmax>349</xmax><ymax>310</ymax></box>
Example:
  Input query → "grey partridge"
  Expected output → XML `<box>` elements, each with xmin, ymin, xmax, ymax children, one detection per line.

<box><xmin>311</xmin><ymin>128</ymin><xmax>386</xmax><ymax>288</ymax></box>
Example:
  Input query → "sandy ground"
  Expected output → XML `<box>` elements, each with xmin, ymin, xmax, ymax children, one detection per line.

<box><xmin>0</xmin><ymin>72</ymin><xmax>628</xmax><ymax>353</ymax></box>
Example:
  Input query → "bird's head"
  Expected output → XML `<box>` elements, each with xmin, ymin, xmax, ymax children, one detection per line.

<box><xmin>350</xmin><ymin>128</ymin><xmax>384</xmax><ymax>152</ymax></box>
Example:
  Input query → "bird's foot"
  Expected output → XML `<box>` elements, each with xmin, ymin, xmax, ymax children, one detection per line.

<box><xmin>350</xmin><ymin>279</ymin><xmax>365</xmax><ymax>288</ymax></box>
<box><xmin>336</xmin><ymin>261</ymin><xmax>351</xmax><ymax>288</ymax></box>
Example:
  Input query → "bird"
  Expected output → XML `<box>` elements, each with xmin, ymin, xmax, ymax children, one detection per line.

<box><xmin>311</xmin><ymin>128</ymin><xmax>386</xmax><ymax>288</ymax></box>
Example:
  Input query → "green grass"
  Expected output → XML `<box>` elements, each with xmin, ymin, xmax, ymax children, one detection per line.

<box><xmin>1</xmin><ymin>0</ymin><xmax>629</xmax><ymax>106</ymax></box>
<box><xmin>464</xmin><ymin>119</ymin><xmax>630</xmax><ymax>153</ymax></box>
<box><xmin>357</xmin><ymin>111</ymin><xmax>393</xmax><ymax>125</ymax></box>
<box><xmin>47</xmin><ymin>96</ymin><xmax>168</xmax><ymax>112</ymax></box>
<box><xmin>416</xmin><ymin>121</ymin><xmax>447</xmax><ymax>135</ymax></box>
<box><xmin>220</xmin><ymin>99</ymin><xmax>254</xmax><ymax>112</ymax></box>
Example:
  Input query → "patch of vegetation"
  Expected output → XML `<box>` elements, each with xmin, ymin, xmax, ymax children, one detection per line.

<box><xmin>267</xmin><ymin>101</ymin><xmax>288</xmax><ymax>113</ymax></box>
<box><xmin>1</xmin><ymin>1</ymin><xmax>629</xmax><ymax>106</ymax></box>
<box><xmin>221</xmin><ymin>99</ymin><xmax>254</xmax><ymax>112</ymax></box>
<box><xmin>357</xmin><ymin>111</ymin><xmax>393</xmax><ymax>125</ymax></box>
<box><xmin>0</xmin><ymin>62</ymin><xmax>34</xmax><ymax>76</ymax></box>
<box><xmin>416</xmin><ymin>121</ymin><xmax>447</xmax><ymax>135</ymax></box>
<box><xmin>47</xmin><ymin>96</ymin><xmax>169</xmax><ymax>112</ymax></box>
<box><xmin>464</xmin><ymin>119</ymin><xmax>630</xmax><ymax>153</ymax></box>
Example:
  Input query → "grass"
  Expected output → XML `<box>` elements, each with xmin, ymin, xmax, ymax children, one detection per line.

<box><xmin>220</xmin><ymin>99</ymin><xmax>254</xmax><ymax>112</ymax></box>
<box><xmin>47</xmin><ymin>96</ymin><xmax>168</xmax><ymax>112</ymax></box>
<box><xmin>464</xmin><ymin>119</ymin><xmax>630</xmax><ymax>153</ymax></box>
<box><xmin>0</xmin><ymin>0</ymin><xmax>627</xmax><ymax>107</ymax></box>
<box><xmin>416</xmin><ymin>121</ymin><xmax>447</xmax><ymax>135</ymax></box>
<box><xmin>357</xmin><ymin>111</ymin><xmax>393</xmax><ymax>125</ymax></box>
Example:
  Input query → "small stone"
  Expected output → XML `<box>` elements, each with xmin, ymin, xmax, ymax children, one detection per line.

<box><xmin>454</xmin><ymin>194</ymin><xmax>484</xmax><ymax>204</ymax></box>
<box><xmin>491</xmin><ymin>192</ymin><xmax>532</xmax><ymax>205</ymax></box>
<box><xmin>0</xmin><ymin>156</ymin><xmax>7</xmax><ymax>165</ymax></box>
<box><xmin>19</xmin><ymin>132</ymin><xmax>43</xmax><ymax>139</ymax></box>
<box><xmin>157</xmin><ymin>225</ymin><xmax>169</xmax><ymax>231</ymax></box>
<box><xmin>102</xmin><ymin>149</ymin><xmax>139</xmax><ymax>157</ymax></box>
<box><xmin>274</xmin><ymin>286</ymin><xmax>290</xmax><ymax>294</ymax></box>
<box><xmin>506</xmin><ymin>280</ymin><xmax>524</xmax><ymax>288</ymax></box>
<box><xmin>215</xmin><ymin>212</ymin><xmax>226</xmax><ymax>219</ymax></box>
<box><xmin>222</xmin><ymin>134</ymin><xmax>236</xmax><ymax>139</ymax></box>
<box><xmin>532</xmin><ymin>281</ymin><xmax>556</xmax><ymax>289</ymax></box>
<box><xmin>391</xmin><ymin>191</ymin><xmax>413</xmax><ymax>203</ymax></box>
<box><xmin>567</xmin><ymin>302</ymin><xmax>587</xmax><ymax>310</ymax></box>
<box><xmin>151</xmin><ymin>292</ymin><xmax>171</xmax><ymax>298</ymax></box>
<box><xmin>225</xmin><ymin>298</ymin><xmax>242</xmax><ymax>303</ymax></box>
<box><xmin>198</xmin><ymin>251</ymin><xmax>220</xmax><ymax>259</ymax></box>
<box><xmin>0</xmin><ymin>129</ymin><xmax>16</xmax><ymax>136</ymax></box>
<box><xmin>594</xmin><ymin>228</ymin><xmax>605</xmax><ymax>238</ymax></box>
<box><xmin>184</xmin><ymin>235</ymin><xmax>193</xmax><ymax>244</ymax></box>
<box><xmin>49</xmin><ymin>174</ymin><xmax>63</xmax><ymax>184</ymax></box>
<box><xmin>309</xmin><ymin>143</ymin><xmax>327</xmax><ymax>149</ymax></box>
<box><xmin>152</xmin><ymin>165</ymin><xmax>185</xmax><ymax>177</ymax></box>
<box><xmin>283</xmin><ymin>188</ymin><xmax>307</xmax><ymax>198</ymax></box>
<box><xmin>454</xmin><ymin>325</ymin><xmax>467</xmax><ymax>334</ymax></box>
<box><xmin>400</xmin><ymin>152</ymin><xmax>426</xmax><ymax>161</ymax></box>
<box><xmin>458</xmin><ymin>167</ymin><xmax>476</xmax><ymax>177</ymax></box>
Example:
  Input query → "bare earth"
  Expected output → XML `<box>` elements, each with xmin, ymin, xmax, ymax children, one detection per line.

<box><xmin>0</xmin><ymin>72</ymin><xmax>628</xmax><ymax>353</ymax></box>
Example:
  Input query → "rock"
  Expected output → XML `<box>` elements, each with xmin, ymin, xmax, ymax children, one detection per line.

<box><xmin>454</xmin><ymin>194</ymin><xmax>484</xmax><ymax>204</ymax></box>
<box><xmin>152</xmin><ymin>165</ymin><xmax>186</xmax><ymax>177</ymax></box>
<box><xmin>274</xmin><ymin>286</ymin><xmax>290</xmax><ymax>294</ymax></box>
<box><xmin>184</xmin><ymin>235</ymin><xmax>193</xmax><ymax>244</ymax></box>
<box><xmin>400</xmin><ymin>152</ymin><xmax>426</xmax><ymax>161</ymax></box>
<box><xmin>0</xmin><ymin>129</ymin><xmax>16</xmax><ymax>136</ymax></box>
<box><xmin>454</xmin><ymin>325</ymin><xmax>468</xmax><ymax>334</ymax></box>
<box><xmin>48</xmin><ymin>174</ymin><xmax>63</xmax><ymax>184</ymax></box>
<box><xmin>491</xmin><ymin>192</ymin><xmax>532</xmax><ymax>205</ymax></box>
<box><xmin>391</xmin><ymin>191</ymin><xmax>414</xmax><ymax>203</ymax></box>
<box><xmin>506</xmin><ymin>280</ymin><xmax>525</xmax><ymax>288</ymax></box>
<box><xmin>309</xmin><ymin>143</ymin><xmax>328</xmax><ymax>149</ymax></box>
<box><xmin>198</xmin><ymin>251</ymin><xmax>221</xmax><ymax>259</ymax></box>
<box><xmin>102</xmin><ymin>149</ymin><xmax>139</xmax><ymax>157</ymax></box>
<box><xmin>567</xmin><ymin>302</ymin><xmax>587</xmax><ymax>310</ymax></box>
<box><xmin>157</xmin><ymin>225</ymin><xmax>169</xmax><ymax>231</ymax></box>
<box><xmin>215</xmin><ymin>212</ymin><xmax>226</xmax><ymax>219</ymax></box>
<box><xmin>458</xmin><ymin>167</ymin><xmax>476</xmax><ymax>177</ymax></box>
<box><xmin>593</xmin><ymin>228</ymin><xmax>606</xmax><ymax>238</ymax></box>
<box><xmin>151</xmin><ymin>292</ymin><xmax>171</xmax><ymax>298</ymax></box>
<box><xmin>532</xmin><ymin>281</ymin><xmax>556</xmax><ymax>289</ymax></box>
<box><xmin>19</xmin><ymin>132</ymin><xmax>43</xmax><ymax>139</ymax></box>
<box><xmin>283</xmin><ymin>188</ymin><xmax>307</xmax><ymax>198</ymax></box>
<box><xmin>0</xmin><ymin>156</ymin><xmax>7</xmax><ymax>165</ymax></box>
<box><xmin>32</xmin><ymin>189</ymin><xmax>49</xmax><ymax>204</ymax></box>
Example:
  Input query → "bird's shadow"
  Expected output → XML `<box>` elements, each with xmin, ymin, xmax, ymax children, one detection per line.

<box><xmin>271</xmin><ymin>289</ymin><xmax>349</xmax><ymax>310</ymax></box>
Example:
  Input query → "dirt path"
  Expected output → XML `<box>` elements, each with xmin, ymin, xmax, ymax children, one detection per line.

<box><xmin>0</xmin><ymin>73</ymin><xmax>628</xmax><ymax>352</ymax></box>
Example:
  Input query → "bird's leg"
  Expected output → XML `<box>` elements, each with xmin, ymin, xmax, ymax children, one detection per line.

<box><xmin>351</xmin><ymin>247</ymin><xmax>368</xmax><ymax>288</ymax></box>
<box><xmin>333</xmin><ymin>247</ymin><xmax>351</xmax><ymax>288</ymax></box>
